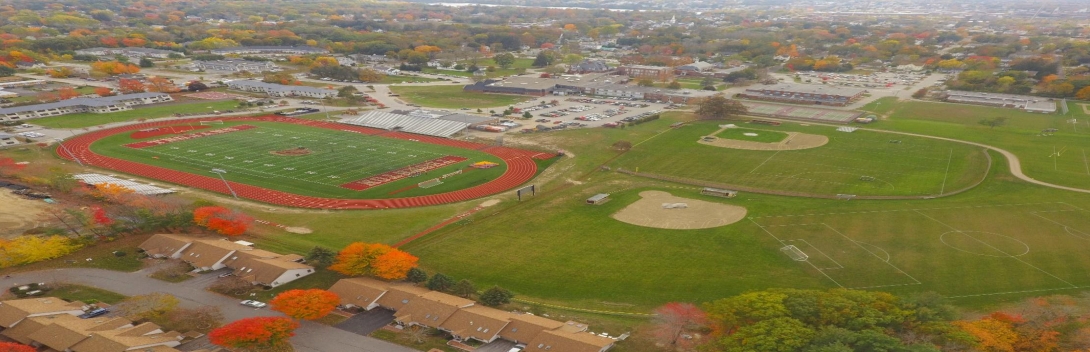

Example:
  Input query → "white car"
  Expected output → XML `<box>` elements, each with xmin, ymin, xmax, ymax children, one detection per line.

<box><xmin>240</xmin><ymin>300</ymin><xmax>267</xmax><ymax>308</ymax></box>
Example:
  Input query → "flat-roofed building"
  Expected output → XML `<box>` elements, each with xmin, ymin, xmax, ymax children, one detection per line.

<box><xmin>211</xmin><ymin>46</ymin><xmax>328</xmax><ymax>57</ymax></box>
<box><xmin>739</xmin><ymin>83</ymin><xmax>865</xmax><ymax>106</ymax></box>
<box><xmin>945</xmin><ymin>90</ymin><xmax>1057</xmax><ymax>113</ymax></box>
<box><xmin>618</xmin><ymin>65</ymin><xmax>672</xmax><ymax>78</ymax></box>
<box><xmin>194</xmin><ymin>60</ymin><xmax>279</xmax><ymax>73</ymax></box>
<box><xmin>225</xmin><ymin>80</ymin><xmax>336</xmax><ymax>98</ymax></box>
<box><xmin>0</xmin><ymin>93</ymin><xmax>173</xmax><ymax>121</ymax></box>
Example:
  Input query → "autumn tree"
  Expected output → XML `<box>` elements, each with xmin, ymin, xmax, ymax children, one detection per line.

<box><xmin>210</xmin><ymin>276</ymin><xmax>254</xmax><ymax>296</ymax></box>
<box><xmin>270</xmin><ymin>289</ymin><xmax>340</xmax><ymax>320</ymax></box>
<box><xmin>637</xmin><ymin>78</ymin><xmax>655</xmax><ymax>87</ymax></box>
<box><xmin>0</xmin><ymin>236</ymin><xmax>82</xmax><ymax>268</ymax></box>
<box><xmin>695</xmin><ymin>94</ymin><xmax>748</xmax><ymax>120</ymax></box>
<box><xmin>209</xmin><ymin>317</ymin><xmax>299</xmax><ymax>351</ymax></box>
<box><xmin>1075</xmin><ymin>86</ymin><xmax>1090</xmax><ymax>101</ymax></box>
<box><xmin>91</xmin><ymin>61</ymin><xmax>139</xmax><ymax>75</ymax></box>
<box><xmin>371</xmin><ymin>250</ymin><xmax>419</xmax><ymax>280</ymax></box>
<box><xmin>146</xmin><ymin>76</ymin><xmax>179</xmax><ymax>93</ymax></box>
<box><xmin>667</xmin><ymin>80</ymin><xmax>682</xmax><ymax>89</ymax></box>
<box><xmin>192</xmin><ymin>206</ymin><xmax>252</xmax><ymax>236</ymax></box>
<box><xmin>46</xmin><ymin>67</ymin><xmax>73</xmax><ymax>78</ymax></box>
<box><xmin>0</xmin><ymin>342</ymin><xmax>36</xmax><ymax>352</ymax></box>
<box><xmin>118</xmin><ymin>78</ymin><xmax>146</xmax><ymax>94</ymax></box>
<box><xmin>0</xmin><ymin>157</ymin><xmax>26</xmax><ymax>176</ymax></box>
<box><xmin>479</xmin><ymin>286</ymin><xmax>514</xmax><ymax>307</ymax></box>
<box><xmin>357</xmin><ymin>68</ymin><xmax>385</xmax><ymax>83</ymax></box>
<box><xmin>328</xmin><ymin>242</ymin><xmax>418</xmax><ymax>280</ymax></box>
<box><xmin>94</xmin><ymin>86</ymin><xmax>115</xmax><ymax>97</ymax></box>
<box><xmin>114</xmin><ymin>292</ymin><xmax>179</xmax><ymax>321</ymax></box>
<box><xmin>57</xmin><ymin>86</ymin><xmax>79</xmax><ymax>100</ymax></box>
<box><xmin>155</xmin><ymin>306</ymin><xmax>223</xmax><ymax>334</ymax></box>
<box><xmin>652</xmin><ymin>302</ymin><xmax>707</xmax><ymax>348</ymax></box>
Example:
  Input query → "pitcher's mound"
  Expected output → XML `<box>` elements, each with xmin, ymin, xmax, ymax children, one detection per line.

<box><xmin>612</xmin><ymin>190</ymin><xmax>747</xmax><ymax>230</ymax></box>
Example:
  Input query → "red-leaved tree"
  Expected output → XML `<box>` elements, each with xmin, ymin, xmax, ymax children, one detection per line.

<box><xmin>209</xmin><ymin>317</ymin><xmax>298</xmax><ymax>351</ymax></box>
<box><xmin>193</xmin><ymin>206</ymin><xmax>252</xmax><ymax>236</ymax></box>
<box><xmin>0</xmin><ymin>157</ymin><xmax>26</xmax><ymax>176</ymax></box>
<box><xmin>652</xmin><ymin>302</ymin><xmax>707</xmax><ymax>349</ymax></box>
<box><xmin>270</xmin><ymin>289</ymin><xmax>340</xmax><ymax>320</ymax></box>
<box><xmin>91</xmin><ymin>206</ymin><xmax>113</xmax><ymax>226</ymax></box>
<box><xmin>0</xmin><ymin>342</ymin><xmax>36</xmax><ymax>352</ymax></box>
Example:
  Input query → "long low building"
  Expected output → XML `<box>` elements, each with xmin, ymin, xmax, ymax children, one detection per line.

<box><xmin>464</xmin><ymin>74</ymin><xmax>715</xmax><ymax>103</ymax></box>
<box><xmin>328</xmin><ymin>277</ymin><xmax>616</xmax><ymax>352</ymax></box>
<box><xmin>0</xmin><ymin>93</ymin><xmax>173</xmax><ymax>122</ymax></box>
<box><xmin>944</xmin><ymin>90</ymin><xmax>1057</xmax><ymax>113</ymax></box>
<box><xmin>343</xmin><ymin>110</ymin><xmax>471</xmax><ymax>138</ymax></box>
<box><xmin>739</xmin><ymin>83</ymin><xmax>865</xmax><ymax>106</ymax></box>
<box><xmin>74</xmin><ymin>47</ymin><xmax>183</xmax><ymax>59</ymax></box>
<box><xmin>194</xmin><ymin>60</ymin><xmax>279</xmax><ymax>73</ymax></box>
<box><xmin>0</xmin><ymin>297</ymin><xmax>195</xmax><ymax>352</ymax></box>
<box><xmin>225</xmin><ymin>79</ymin><xmax>336</xmax><ymax>98</ymax></box>
<box><xmin>139</xmin><ymin>234</ymin><xmax>314</xmax><ymax>287</ymax></box>
<box><xmin>211</xmin><ymin>46</ymin><xmax>329</xmax><ymax>56</ymax></box>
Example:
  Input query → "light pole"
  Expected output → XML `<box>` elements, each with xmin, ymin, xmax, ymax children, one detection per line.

<box><xmin>55</xmin><ymin>139</ymin><xmax>84</xmax><ymax>167</ymax></box>
<box><xmin>210</xmin><ymin>168</ymin><xmax>237</xmax><ymax>199</ymax></box>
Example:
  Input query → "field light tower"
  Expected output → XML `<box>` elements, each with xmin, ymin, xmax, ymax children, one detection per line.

<box><xmin>210</xmin><ymin>168</ymin><xmax>237</xmax><ymax>199</ymax></box>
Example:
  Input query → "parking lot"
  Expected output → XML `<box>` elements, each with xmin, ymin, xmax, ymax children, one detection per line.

<box><xmin>795</xmin><ymin>71</ymin><xmax>927</xmax><ymax>89</ymax></box>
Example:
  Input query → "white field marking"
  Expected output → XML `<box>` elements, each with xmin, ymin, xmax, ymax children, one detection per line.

<box><xmin>856</xmin><ymin>240</ymin><xmax>892</xmax><ymax>262</ymax></box>
<box><xmin>631</xmin><ymin>126</ymin><xmax>677</xmax><ymax>148</ymax></box>
<box><xmin>753</xmin><ymin>202</ymin><xmax>1064</xmax><ymax>218</ymax></box>
<box><xmin>750</xmin><ymin>219</ymin><xmax>843</xmax><ymax>288</ymax></box>
<box><xmin>1059</xmin><ymin>202</ymin><xmax>1090</xmax><ymax>212</ymax></box>
<box><xmin>806</xmin><ymin>260</ymin><xmax>846</xmax><ymax>288</ymax></box>
<box><xmin>747</xmin><ymin>150</ymin><xmax>781</xmax><ymax>174</ymax></box>
<box><xmin>940</xmin><ymin>148</ymin><xmax>952</xmax><ymax>194</ymax></box>
<box><xmin>947</xmin><ymin>286</ymin><xmax>1089</xmax><ymax>299</ymax></box>
<box><xmin>1028</xmin><ymin>212</ymin><xmax>1090</xmax><ymax>241</ymax></box>
<box><xmin>822</xmin><ymin>223</ymin><xmax>922</xmax><ymax>284</ymax></box>
<box><xmin>1083</xmin><ymin>149</ymin><xmax>1090</xmax><ymax>175</ymax></box>
<box><xmin>751</xmin><ymin>172</ymin><xmax>856</xmax><ymax>187</ymax></box>
<box><xmin>795</xmin><ymin>239</ymin><xmax>845</xmax><ymax>269</ymax></box>
<box><xmin>847</xmin><ymin>282</ymin><xmax>923</xmax><ymax>290</ymax></box>
<box><xmin>762</xmin><ymin>223</ymin><xmax>826</xmax><ymax>227</ymax></box>
<box><xmin>914</xmin><ymin>210</ymin><xmax>1077</xmax><ymax>288</ymax></box>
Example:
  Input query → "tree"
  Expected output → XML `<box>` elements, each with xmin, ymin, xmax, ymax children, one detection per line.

<box><xmin>701</xmin><ymin>76</ymin><xmax>717</xmax><ymax>88</ymax></box>
<box><xmin>494</xmin><ymin>53</ymin><xmax>516</xmax><ymax>69</ymax></box>
<box><xmin>426</xmin><ymin>273</ymin><xmax>455</xmax><ymax>292</ymax></box>
<box><xmin>114</xmin><ymin>292</ymin><xmax>180</xmax><ymax>321</ymax></box>
<box><xmin>91</xmin><ymin>61</ymin><xmax>139</xmax><ymax>76</ymax></box>
<box><xmin>270</xmin><ymin>289</ymin><xmax>340</xmax><ymax>320</ymax></box>
<box><xmin>328</xmin><ymin>242</ymin><xmax>389</xmax><ymax>276</ymax></box>
<box><xmin>406</xmin><ymin>268</ymin><xmax>428</xmax><ymax>283</ymax></box>
<box><xmin>371</xmin><ymin>250</ymin><xmax>419</xmax><ymax>280</ymax></box>
<box><xmin>912</xmin><ymin>88</ymin><xmax>929</xmax><ymax>99</ymax></box>
<box><xmin>210</xmin><ymin>276</ymin><xmax>254</xmax><ymax>296</ymax></box>
<box><xmin>0</xmin><ymin>236</ymin><xmax>82</xmax><ymax>268</ymax></box>
<box><xmin>0</xmin><ymin>66</ymin><xmax>14</xmax><ymax>77</ymax></box>
<box><xmin>1075</xmin><ymin>86</ymin><xmax>1090</xmax><ymax>101</ymax></box>
<box><xmin>479</xmin><ymin>286</ymin><xmax>514</xmax><ymax>307</ymax></box>
<box><xmin>338</xmin><ymin>85</ymin><xmax>358</xmax><ymax>99</ymax></box>
<box><xmin>358</xmin><ymin>69</ymin><xmax>385</xmax><ymax>83</ymax></box>
<box><xmin>695</xmin><ymin>94</ymin><xmax>748</xmax><ymax>120</ymax></box>
<box><xmin>532</xmin><ymin>51</ymin><xmax>555</xmax><ymax>67</ymax></box>
<box><xmin>522</xmin><ymin>111</ymin><xmax>532</xmax><ymax>119</ymax></box>
<box><xmin>0</xmin><ymin>342</ymin><xmax>36</xmax><ymax>352</ymax></box>
<box><xmin>187</xmin><ymin>81</ymin><xmax>209</xmax><ymax>92</ymax></box>
<box><xmin>451</xmin><ymin>279</ymin><xmax>476</xmax><ymax>298</ymax></box>
<box><xmin>979</xmin><ymin>116</ymin><xmax>1008</xmax><ymax>129</ymax></box>
<box><xmin>117</xmin><ymin>78</ymin><xmax>146</xmax><ymax>94</ymax></box>
<box><xmin>147</xmin><ymin>77</ymin><xmax>178</xmax><ymax>93</ymax></box>
<box><xmin>155</xmin><ymin>306</ymin><xmax>223</xmax><ymax>334</ymax></box>
<box><xmin>305</xmin><ymin>246</ymin><xmax>336</xmax><ymax>268</ymax></box>
<box><xmin>637</xmin><ymin>78</ymin><xmax>655</xmax><ymax>87</ymax></box>
<box><xmin>192</xmin><ymin>206</ymin><xmax>252</xmax><ymax>236</ymax></box>
<box><xmin>94</xmin><ymin>86</ymin><xmax>114</xmax><ymax>97</ymax></box>
<box><xmin>138</xmin><ymin>57</ymin><xmax>154</xmax><ymax>68</ymax></box>
<box><xmin>57</xmin><ymin>86</ymin><xmax>79</xmax><ymax>100</ymax></box>
<box><xmin>652</xmin><ymin>302</ymin><xmax>707</xmax><ymax>348</ymax></box>
<box><xmin>209</xmin><ymin>317</ymin><xmax>299</xmax><ymax>351</ymax></box>
<box><xmin>667</xmin><ymin>80</ymin><xmax>682</xmax><ymax>89</ymax></box>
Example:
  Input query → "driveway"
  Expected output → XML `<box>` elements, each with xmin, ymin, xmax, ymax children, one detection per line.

<box><xmin>0</xmin><ymin>268</ymin><xmax>418</xmax><ymax>352</ymax></box>
<box><xmin>476</xmin><ymin>339</ymin><xmax>517</xmax><ymax>352</ymax></box>
<box><xmin>335</xmin><ymin>308</ymin><xmax>395</xmax><ymax>335</ymax></box>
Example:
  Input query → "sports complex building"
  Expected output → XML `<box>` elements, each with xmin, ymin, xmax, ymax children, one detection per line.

<box><xmin>464</xmin><ymin>74</ymin><xmax>718</xmax><ymax>103</ymax></box>
<box><xmin>0</xmin><ymin>93</ymin><xmax>173</xmax><ymax>121</ymax></box>
<box><xmin>225</xmin><ymin>80</ymin><xmax>337</xmax><ymax>98</ymax></box>
<box><xmin>943</xmin><ymin>90</ymin><xmax>1057</xmax><ymax>113</ymax></box>
<box><xmin>738</xmin><ymin>83</ymin><xmax>866</xmax><ymax>106</ymax></box>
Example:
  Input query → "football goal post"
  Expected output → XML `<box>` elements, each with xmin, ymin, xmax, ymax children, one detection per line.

<box><xmin>780</xmin><ymin>245</ymin><xmax>809</xmax><ymax>261</ymax></box>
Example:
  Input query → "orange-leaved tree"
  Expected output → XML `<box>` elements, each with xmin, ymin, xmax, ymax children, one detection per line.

<box><xmin>0</xmin><ymin>341</ymin><xmax>36</xmax><ymax>352</ymax></box>
<box><xmin>193</xmin><ymin>206</ymin><xmax>252</xmax><ymax>236</ymax></box>
<box><xmin>57</xmin><ymin>86</ymin><xmax>79</xmax><ymax>100</ymax></box>
<box><xmin>209</xmin><ymin>317</ymin><xmax>298</xmax><ymax>351</ymax></box>
<box><xmin>147</xmin><ymin>76</ymin><xmax>179</xmax><ymax>93</ymax></box>
<box><xmin>269</xmin><ymin>289</ymin><xmax>340</xmax><ymax>320</ymax></box>
<box><xmin>118</xmin><ymin>78</ymin><xmax>146</xmax><ymax>94</ymax></box>
<box><xmin>371</xmin><ymin>250</ymin><xmax>419</xmax><ymax>280</ymax></box>
<box><xmin>93</xmin><ymin>86</ymin><xmax>115</xmax><ymax>97</ymax></box>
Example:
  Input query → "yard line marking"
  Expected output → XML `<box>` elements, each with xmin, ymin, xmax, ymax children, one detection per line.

<box><xmin>1083</xmin><ymin>149</ymin><xmax>1089</xmax><ymax>175</ymax></box>
<box><xmin>747</xmin><ymin>150</ymin><xmax>781</xmax><ymax>174</ymax></box>
<box><xmin>796</xmin><ymin>239</ymin><xmax>844</xmax><ymax>269</ymax></box>
<box><xmin>947</xmin><ymin>286</ymin><xmax>1088</xmax><ymax>299</ymax></box>
<box><xmin>822</xmin><ymin>223</ymin><xmax>921</xmax><ymax>284</ymax></box>
<box><xmin>847</xmin><ymin>282</ymin><xmax>922</xmax><ymax>290</ymax></box>
<box><xmin>747</xmin><ymin>219</ymin><xmax>844</xmax><ymax>288</ymax></box>
<box><xmin>1028</xmin><ymin>212</ymin><xmax>1090</xmax><ymax>241</ymax></box>
<box><xmin>752</xmin><ymin>201</ymin><xmax>1064</xmax><ymax>219</ymax></box>
<box><xmin>940</xmin><ymin>148</ymin><xmax>952</xmax><ymax>195</ymax></box>
<box><xmin>914</xmin><ymin>210</ymin><xmax>1077</xmax><ymax>288</ymax></box>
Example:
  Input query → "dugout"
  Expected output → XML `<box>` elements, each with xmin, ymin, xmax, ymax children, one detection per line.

<box><xmin>701</xmin><ymin>187</ymin><xmax>738</xmax><ymax>198</ymax></box>
<box><xmin>586</xmin><ymin>193</ymin><xmax>611</xmax><ymax>205</ymax></box>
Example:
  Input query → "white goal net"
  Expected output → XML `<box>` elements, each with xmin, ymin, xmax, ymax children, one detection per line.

<box><xmin>780</xmin><ymin>245</ymin><xmax>809</xmax><ymax>261</ymax></box>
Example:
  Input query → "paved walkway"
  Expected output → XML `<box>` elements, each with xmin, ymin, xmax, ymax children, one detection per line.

<box><xmin>0</xmin><ymin>268</ymin><xmax>417</xmax><ymax>352</ymax></box>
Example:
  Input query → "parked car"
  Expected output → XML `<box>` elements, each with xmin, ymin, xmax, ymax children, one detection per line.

<box><xmin>218</xmin><ymin>273</ymin><xmax>234</xmax><ymax>278</ymax></box>
<box><xmin>78</xmin><ymin>308</ymin><xmax>109</xmax><ymax>319</ymax></box>
<box><xmin>240</xmin><ymin>300</ymin><xmax>267</xmax><ymax>308</ymax></box>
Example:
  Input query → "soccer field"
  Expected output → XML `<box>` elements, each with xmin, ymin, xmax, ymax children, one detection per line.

<box><xmin>611</xmin><ymin>121</ymin><xmax>990</xmax><ymax>197</ymax></box>
<box><xmin>89</xmin><ymin>121</ymin><xmax>507</xmax><ymax>199</ymax></box>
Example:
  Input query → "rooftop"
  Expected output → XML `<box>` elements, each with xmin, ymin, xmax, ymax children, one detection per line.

<box><xmin>0</xmin><ymin>93</ymin><xmax>170</xmax><ymax>116</ymax></box>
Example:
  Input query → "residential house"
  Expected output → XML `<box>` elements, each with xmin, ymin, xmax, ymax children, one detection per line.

<box><xmin>0</xmin><ymin>300</ymin><xmax>191</xmax><ymax>352</ymax></box>
<box><xmin>0</xmin><ymin>297</ymin><xmax>86</xmax><ymax>328</ymax></box>
<box><xmin>524</xmin><ymin>329</ymin><xmax>616</xmax><ymax>352</ymax></box>
<box><xmin>138</xmin><ymin>234</ymin><xmax>315</xmax><ymax>287</ymax></box>
<box><xmin>393</xmin><ymin>291</ymin><xmax>475</xmax><ymax>328</ymax></box>
<box><xmin>328</xmin><ymin>278</ymin><xmax>391</xmax><ymax>310</ymax></box>
<box><xmin>220</xmin><ymin>248</ymin><xmax>314</xmax><ymax>287</ymax></box>
<box><xmin>498</xmin><ymin>313</ymin><xmax>566</xmax><ymax>344</ymax></box>
<box><xmin>374</xmin><ymin>284</ymin><xmax>431</xmax><ymax>311</ymax></box>
<box><xmin>0</xmin><ymin>93</ymin><xmax>174</xmax><ymax>121</ymax></box>
<box><xmin>439</xmin><ymin>306</ymin><xmax>513</xmax><ymax>343</ymax></box>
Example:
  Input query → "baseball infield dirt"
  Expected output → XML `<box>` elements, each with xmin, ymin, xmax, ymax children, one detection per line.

<box><xmin>699</xmin><ymin>127</ymin><xmax>828</xmax><ymax>151</ymax></box>
<box><xmin>0</xmin><ymin>191</ymin><xmax>48</xmax><ymax>237</ymax></box>
<box><xmin>611</xmin><ymin>190</ymin><xmax>747</xmax><ymax>230</ymax></box>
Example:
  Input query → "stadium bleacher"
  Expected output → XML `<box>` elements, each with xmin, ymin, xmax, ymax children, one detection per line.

<box><xmin>343</xmin><ymin>111</ymin><xmax>470</xmax><ymax>138</ymax></box>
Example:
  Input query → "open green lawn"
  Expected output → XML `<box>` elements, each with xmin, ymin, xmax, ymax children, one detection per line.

<box><xmin>51</xmin><ymin>284</ymin><xmax>127</xmax><ymax>304</ymax></box>
<box><xmin>861</xmin><ymin>97</ymin><xmax>1090</xmax><ymax>190</ymax></box>
<box><xmin>31</xmin><ymin>100</ymin><xmax>242</xmax><ymax>129</ymax></box>
<box><xmin>422</xmin><ymin>68</ymin><xmax>474</xmax><ymax>77</ymax></box>
<box><xmin>716</xmin><ymin>127</ymin><xmax>789</xmax><ymax>143</ymax></box>
<box><xmin>611</xmin><ymin>120</ymin><xmax>989</xmax><ymax>197</ymax></box>
<box><xmin>389</xmin><ymin>85</ymin><xmax>530</xmax><ymax>109</ymax></box>
<box><xmin>89</xmin><ymin>121</ymin><xmax>507</xmax><ymax>199</ymax></box>
<box><xmin>380</xmin><ymin>75</ymin><xmax>439</xmax><ymax>84</ymax></box>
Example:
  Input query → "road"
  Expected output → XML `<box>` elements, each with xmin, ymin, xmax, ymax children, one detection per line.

<box><xmin>0</xmin><ymin>268</ymin><xmax>418</xmax><ymax>352</ymax></box>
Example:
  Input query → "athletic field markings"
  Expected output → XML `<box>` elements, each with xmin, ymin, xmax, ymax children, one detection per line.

<box><xmin>1083</xmin><ymin>149</ymin><xmax>1089</xmax><ymax>175</ymax></box>
<box><xmin>822</xmin><ymin>223</ymin><xmax>921</xmax><ymax>285</ymax></box>
<box><xmin>940</xmin><ymin>148</ymin><xmax>952</xmax><ymax>194</ymax></box>
<box><xmin>753</xmin><ymin>201</ymin><xmax>1064</xmax><ymax>218</ymax></box>
<box><xmin>1029</xmin><ymin>211</ymin><xmax>1090</xmax><ymax>242</ymax></box>
<box><xmin>947</xmin><ymin>286</ymin><xmax>1090</xmax><ymax>299</ymax></box>
<box><xmin>747</xmin><ymin>219</ymin><xmax>845</xmax><ymax>288</ymax></box>
<box><xmin>914</xmin><ymin>210</ymin><xmax>1077</xmax><ymax>289</ymax></box>
<box><xmin>747</xmin><ymin>150</ymin><xmax>781</xmax><ymax>174</ymax></box>
<box><xmin>788</xmin><ymin>239</ymin><xmax>844</xmax><ymax>270</ymax></box>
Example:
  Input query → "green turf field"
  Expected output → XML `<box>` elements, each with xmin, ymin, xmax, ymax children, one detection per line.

<box><xmin>31</xmin><ymin>100</ymin><xmax>242</xmax><ymax>129</ymax></box>
<box><xmin>611</xmin><ymin>121</ymin><xmax>989</xmax><ymax>197</ymax></box>
<box><xmin>715</xmin><ymin>127</ymin><xmax>789</xmax><ymax>143</ymax></box>
<box><xmin>89</xmin><ymin>121</ymin><xmax>506</xmax><ymax>198</ymax></box>
<box><xmin>861</xmin><ymin>97</ymin><xmax>1090</xmax><ymax>191</ymax></box>
<box><xmin>390</xmin><ymin>85</ymin><xmax>531</xmax><ymax>109</ymax></box>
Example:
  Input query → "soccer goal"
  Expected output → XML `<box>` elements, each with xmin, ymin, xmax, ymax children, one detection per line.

<box><xmin>780</xmin><ymin>245</ymin><xmax>809</xmax><ymax>261</ymax></box>
<box><xmin>199</xmin><ymin>120</ymin><xmax>224</xmax><ymax>125</ymax></box>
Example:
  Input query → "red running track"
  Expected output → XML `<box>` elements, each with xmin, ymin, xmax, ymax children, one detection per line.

<box><xmin>57</xmin><ymin>115</ymin><xmax>548</xmax><ymax>210</ymax></box>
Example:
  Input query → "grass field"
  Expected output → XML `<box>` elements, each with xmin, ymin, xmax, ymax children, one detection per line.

<box><xmin>611</xmin><ymin>120</ymin><xmax>989</xmax><ymax>196</ymax></box>
<box><xmin>89</xmin><ymin>121</ymin><xmax>507</xmax><ymax>199</ymax></box>
<box><xmin>31</xmin><ymin>100</ymin><xmax>241</xmax><ymax>129</ymax></box>
<box><xmin>861</xmin><ymin>97</ymin><xmax>1090</xmax><ymax>191</ymax></box>
<box><xmin>390</xmin><ymin>85</ymin><xmax>531</xmax><ymax>109</ymax></box>
<box><xmin>380</xmin><ymin>75</ymin><xmax>439</xmax><ymax>84</ymax></box>
<box><xmin>716</xmin><ymin>127</ymin><xmax>789</xmax><ymax>143</ymax></box>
